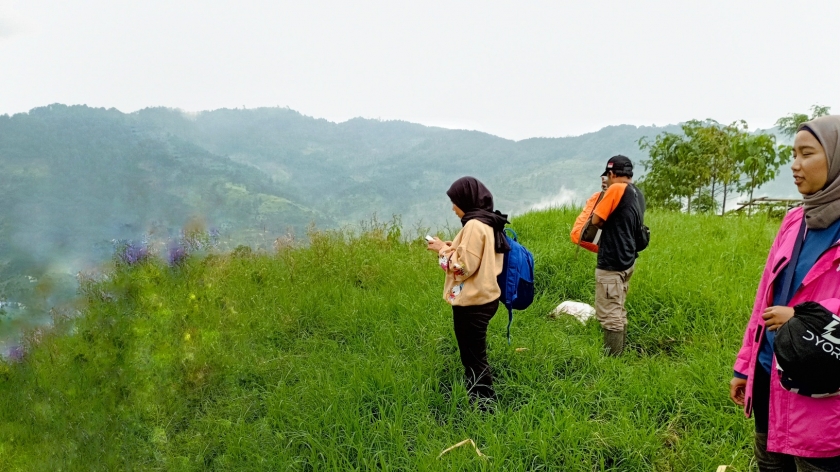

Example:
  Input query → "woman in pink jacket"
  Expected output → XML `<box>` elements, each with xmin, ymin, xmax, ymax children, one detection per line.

<box><xmin>731</xmin><ymin>115</ymin><xmax>840</xmax><ymax>471</ymax></box>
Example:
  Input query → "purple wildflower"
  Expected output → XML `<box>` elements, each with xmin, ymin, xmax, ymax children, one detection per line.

<box><xmin>113</xmin><ymin>239</ymin><xmax>149</xmax><ymax>266</ymax></box>
<box><xmin>7</xmin><ymin>344</ymin><xmax>25</xmax><ymax>362</ymax></box>
<box><xmin>123</xmin><ymin>242</ymin><xmax>149</xmax><ymax>265</ymax></box>
<box><xmin>168</xmin><ymin>241</ymin><xmax>188</xmax><ymax>266</ymax></box>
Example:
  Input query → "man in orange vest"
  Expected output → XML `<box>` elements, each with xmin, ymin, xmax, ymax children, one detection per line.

<box><xmin>589</xmin><ymin>155</ymin><xmax>646</xmax><ymax>356</ymax></box>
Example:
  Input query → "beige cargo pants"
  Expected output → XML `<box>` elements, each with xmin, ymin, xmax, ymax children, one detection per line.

<box><xmin>595</xmin><ymin>264</ymin><xmax>635</xmax><ymax>332</ymax></box>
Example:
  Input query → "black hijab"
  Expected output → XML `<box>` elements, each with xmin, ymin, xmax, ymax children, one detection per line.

<box><xmin>446</xmin><ymin>176</ymin><xmax>511</xmax><ymax>253</ymax></box>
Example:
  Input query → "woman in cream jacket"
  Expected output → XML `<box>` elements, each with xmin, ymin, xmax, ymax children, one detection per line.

<box><xmin>428</xmin><ymin>176</ymin><xmax>509</xmax><ymax>405</ymax></box>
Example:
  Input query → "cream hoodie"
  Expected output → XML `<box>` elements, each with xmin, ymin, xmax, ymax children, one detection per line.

<box><xmin>438</xmin><ymin>219</ymin><xmax>503</xmax><ymax>306</ymax></box>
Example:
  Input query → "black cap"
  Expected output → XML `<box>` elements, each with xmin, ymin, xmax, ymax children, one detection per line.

<box><xmin>601</xmin><ymin>155</ymin><xmax>633</xmax><ymax>177</ymax></box>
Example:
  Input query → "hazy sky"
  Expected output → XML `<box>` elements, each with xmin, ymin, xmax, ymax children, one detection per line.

<box><xmin>1</xmin><ymin>0</ymin><xmax>838</xmax><ymax>140</ymax></box>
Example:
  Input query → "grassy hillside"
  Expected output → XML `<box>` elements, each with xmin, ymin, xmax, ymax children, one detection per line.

<box><xmin>0</xmin><ymin>209</ymin><xmax>779</xmax><ymax>471</ymax></box>
<box><xmin>0</xmin><ymin>104</ymin><xmax>679</xmax><ymax>339</ymax></box>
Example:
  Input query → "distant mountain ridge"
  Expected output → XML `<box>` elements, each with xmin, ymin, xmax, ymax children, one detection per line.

<box><xmin>130</xmin><ymin>106</ymin><xmax>682</xmax><ymax>220</ymax></box>
<box><xmin>0</xmin><ymin>104</ymin><xmax>682</xmax><ymax>281</ymax></box>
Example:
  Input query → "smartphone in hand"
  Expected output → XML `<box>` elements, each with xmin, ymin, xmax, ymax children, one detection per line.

<box><xmin>425</xmin><ymin>235</ymin><xmax>435</xmax><ymax>242</ymax></box>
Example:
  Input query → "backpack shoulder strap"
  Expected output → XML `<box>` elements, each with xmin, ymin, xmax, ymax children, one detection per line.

<box><xmin>576</xmin><ymin>190</ymin><xmax>606</xmax><ymax>257</ymax></box>
<box><xmin>503</xmin><ymin>227</ymin><xmax>516</xmax><ymax>344</ymax></box>
<box><xmin>506</xmin><ymin>305</ymin><xmax>513</xmax><ymax>345</ymax></box>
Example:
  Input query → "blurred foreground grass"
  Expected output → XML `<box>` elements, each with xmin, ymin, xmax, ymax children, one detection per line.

<box><xmin>0</xmin><ymin>209</ymin><xmax>780</xmax><ymax>471</ymax></box>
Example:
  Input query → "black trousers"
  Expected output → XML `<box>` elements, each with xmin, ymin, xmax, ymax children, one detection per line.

<box><xmin>753</xmin><ymin>365</ymin><xmax>771</xmax><ymax>435</ymax></box>
<box><xmin>452</xmin><ymin>299</ymin><xmax>499</xmax><ymax>400</ymax></box>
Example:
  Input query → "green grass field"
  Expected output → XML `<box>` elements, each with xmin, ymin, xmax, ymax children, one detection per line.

<box><xmin>0</xmin><ymin>209</ymin><xmax>781</xmax><ymax>471</ymax></box>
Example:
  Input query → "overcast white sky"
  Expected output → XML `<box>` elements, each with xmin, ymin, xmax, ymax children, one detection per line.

<box><xmin>1</xmin><ymin>0</ymin><xmax>837</xmax><ymax>140</ymax></box>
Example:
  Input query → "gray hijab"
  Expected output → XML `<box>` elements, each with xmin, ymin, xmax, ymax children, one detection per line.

<box><xmin>798</xmin><ymin>115</ymin><xmax>840</xmax><ymax>229</ymax></box>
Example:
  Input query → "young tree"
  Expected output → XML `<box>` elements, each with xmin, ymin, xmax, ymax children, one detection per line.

<box><xmin>735</xmin><ymin>133</ymin><xmax>792</xmax><ymax>215</ymax></box>
<box><xmin>688</xmin><ymin>120</ymin><xmax>738</xmax><ymax>215</ymax></box>
<box><xmin>639</xmin><ymin>119</ymin><xmax>791</xmax><ymax>215</ymax></box>
<box><xmin>775</xmin><ymin>105</ymin><xmax>831</xmax><ymax>138</ymax></box>
<box><xmin>639</xmin><ymin>120</ymin><xmax>728</xmax><ymax>213</ymax></box>
<box><xmin>638</xmin><ymin>131</ymin><xmax>701</xmax><ymax>212</ymax></box>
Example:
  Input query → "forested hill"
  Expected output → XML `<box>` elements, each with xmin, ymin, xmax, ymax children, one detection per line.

<box><xmin>0</xmin><ymin>104</ymin><xmax>678</xmax><ymax>279</ymax></box>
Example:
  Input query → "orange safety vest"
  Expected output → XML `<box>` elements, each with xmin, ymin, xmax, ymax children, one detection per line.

<box><xmin>570</xmin><ymin>191</ymin><xmax>604</xmax><ymax>253</ymax></box>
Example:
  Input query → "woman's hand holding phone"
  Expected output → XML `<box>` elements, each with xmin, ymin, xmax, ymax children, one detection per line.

<box><xmin>426</xmin><ymin>235</ymin><xmax>448</xmax><ymax>252</ymax></box>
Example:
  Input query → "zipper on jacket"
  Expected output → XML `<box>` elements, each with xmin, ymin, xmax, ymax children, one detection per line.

<box><xmin>744</xmin><ymin>324</ymin><xmax>764</xmax><ymax>417</ymax></box>
<box><xmin>765</xmin><ymin>256</ymin><xmax>790</xmax><ymax>306</ymax></box>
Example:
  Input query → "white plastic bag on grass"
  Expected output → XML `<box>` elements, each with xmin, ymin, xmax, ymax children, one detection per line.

<box><xmin>550</xmin><ymin>301</ymin><xmax>595</xmax><ymax>323</ymax></box>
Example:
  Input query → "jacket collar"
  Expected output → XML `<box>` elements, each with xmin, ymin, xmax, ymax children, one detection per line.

<box><xmin>767</xmin><ymin>207</ymin><xmax>840</xmax><ymax>292</ymax></box>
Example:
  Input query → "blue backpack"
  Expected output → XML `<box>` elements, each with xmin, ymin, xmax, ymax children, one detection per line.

<box><xmin>497</xmin><ymin>228</ymin><xmax>535</xmax><ymax>344</ymax></box>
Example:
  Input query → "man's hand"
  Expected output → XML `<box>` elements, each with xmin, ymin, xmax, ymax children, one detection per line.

<box><xmin>762</xmin><ymin>306</ymin><xmax>795</xmax><ymax>331</ymax></box>
<box><xmin>729</xmin><ymin>377</ymin><xmax>747</xmax><ymax>406</ymax></box>
<box><xmin>591</xmin><ymin>213</ymin><xmax>604</xmax><ymax>228</ymax></box>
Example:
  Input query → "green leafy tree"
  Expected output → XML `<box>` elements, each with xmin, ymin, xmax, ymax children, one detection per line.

<box><xmin>735</xmin><ymin>133</ymin><xmax>792</xmax><ymax>214</ymax></box>
<box><xmin>639</xmin><ymin>119</ymin><xmax>791</xmax><ymax>215</ymax></box>
<box><xmin>638</xmin><ymin>132</ymin><xmax>698</xmax><ymax>211</ymax></box>
<box><xmin>693</xmin><ymin>190</ymin><xmax>718</xmax><ymax>214</ymax></box>
<box><xmin>639</xmin><ymin>120</ymin><xmax>728</xmax><ymax>213</ymax></box>
<box><xmin>775</xmin><ymin>105</ymin><xmax>831</xmax><ymax>138</ymax></box>
<box><xmin>688</xmin><ymin>120</ymin><xmax>738</xmax><ymax>215</ymax></box>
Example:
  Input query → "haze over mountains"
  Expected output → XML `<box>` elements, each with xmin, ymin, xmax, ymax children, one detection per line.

<box><xmin>0</xmin><ymin>104</ymin><xmax>795</xmax><ymax>342</ymax></box>
<box><xmin>0</xmin><ymin>104</ymin><xmax>680</xmax><ymax>263</ymax></box>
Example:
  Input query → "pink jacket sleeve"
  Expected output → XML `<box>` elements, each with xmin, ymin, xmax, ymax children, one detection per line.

<box><xmin>733</xmin><ymin>211</ymin><xmax>798</xmax><ymax>377</ymax></box>
<box><xmin>733</xmin><ymin>246</ymin><xmax>776</xmax><ymax>376</ymax></box>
